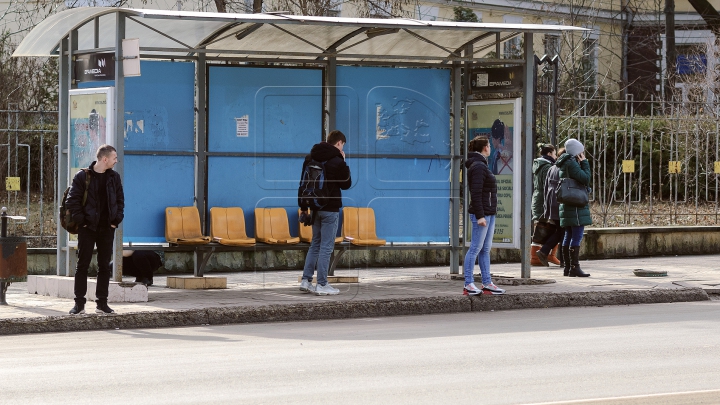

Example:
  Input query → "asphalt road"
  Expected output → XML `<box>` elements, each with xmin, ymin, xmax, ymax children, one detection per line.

<box><xmin>2</xmin><ymin>301</ymin><xmax>719</xmax><ymax>405</ymax></box>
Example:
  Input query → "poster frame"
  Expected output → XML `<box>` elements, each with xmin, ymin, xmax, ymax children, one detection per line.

<box><xmin>67</xmin><ymin>87</ymin><xmax>116</xmax><ymax>248</ymax></box>
<box><xmin>465</xmin><ymin>98</ymin><xmax>522</xmax><ymax>249</ymax></box>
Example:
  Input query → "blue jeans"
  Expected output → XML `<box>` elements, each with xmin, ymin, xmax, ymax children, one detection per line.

<box><xmin>463</xmin><ymin>214</ymin><xmax>496</xmax><ymax>285</ymax></box>
<box><xmin>302</xmin><ymin>210</ymin><xmax>339</xmax><ymax>286</ymax></box>
<box><xmin>562</xmin><ymin>226</ymin><xmax>585</xmax><ymax>247</ymax></box>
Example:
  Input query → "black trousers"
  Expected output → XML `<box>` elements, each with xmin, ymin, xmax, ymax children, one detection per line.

<box><xmin>74</xmin><ymin>225</ymin><xmax>115</xmax><ymax>305</ymax></box>
<box><xmin>540</xmin><ymin>223</ymin><xmax>565</xmax><ymax>254</ymax></box>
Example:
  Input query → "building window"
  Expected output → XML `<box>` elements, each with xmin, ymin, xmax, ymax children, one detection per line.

<box><xmin>543</xmin><ymin>34</ymin><xmax>560</xmax><ymax>57</ymax></box>
<box><xmin>415</xmin><ymin>6</ymin><xmax>438</xmax><ymax>21</ymax></box>
<box><xmin>504</xmin><ymin>37</ymin><xmax>522</xmax><ymax>59</ymax></box>
<box><xmin>582</xmin><ymin>34</ymin><xmax>598</xmax><ymax>76</ymax></box>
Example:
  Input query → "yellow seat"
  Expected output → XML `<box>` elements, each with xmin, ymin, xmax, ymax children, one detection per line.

<box><xmin>297</xmin><ymin>209</ymin><xmax>344</xmax><ymax>244</ymax></box>
<box><xmin>165</xmin><ymin>207</ymin><xmax>211</xmax><ymax>245</ymax></box>
<box><xmin>254</xmin><ymin>208</ymin><xmax>300</xmax><ymax>245</ymax></box>
<box><xmin>210</xmin><ymin>207</ymin><xmax>255</xmax><ymax>246</ymax></box>
<box><xmin>342</xmin><ymin>207</ymin><xmax>386</xmax><ymax>246</ymax></box>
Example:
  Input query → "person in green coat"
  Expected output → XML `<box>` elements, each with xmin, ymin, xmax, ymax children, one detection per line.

<box><xmin>556</xmin><ymin>139</ymin><xmax>591</xmax><ymax>277</ymax></box>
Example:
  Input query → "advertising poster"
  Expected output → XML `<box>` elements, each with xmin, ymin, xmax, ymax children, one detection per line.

<box><xmin>466</xmin><ymin>99</ymin><xmax>521</xmax><ymax>249</ymax></box>
<box><xmin>69</xmin><ymin>88</ymin><xmax>114</xmax><ymax>177</ymax></box>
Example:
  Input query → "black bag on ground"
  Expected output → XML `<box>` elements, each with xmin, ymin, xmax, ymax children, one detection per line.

<box><xmin>555</xmin><ymin>177</ymin><xmax>589</xmax><ymax>207</ymax></box>
<box><xmin>298</xmin><ymin>159</ymin><xmax>330</xmax><ymax>211</ymax></box>
<box><xmin>532</xmin><ymin>221</ymin><xmax>555</xmax><ymax>244</ymax></box>
<box><xmin>59</xmin><ymin>169</ymin><xmax>91</xmax><ymax>234</ymax></box>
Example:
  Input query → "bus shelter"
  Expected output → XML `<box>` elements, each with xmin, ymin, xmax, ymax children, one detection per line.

<box><xmin>13</xmin><ymin>7</ymin><xmax>584</xmax><ymax>280</ymax></box>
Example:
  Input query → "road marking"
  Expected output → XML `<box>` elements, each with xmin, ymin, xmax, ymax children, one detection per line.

<box><xmin>523</xmin><ymin>388</ymin><xmax>720</xmax><ymax>405</ymax></box>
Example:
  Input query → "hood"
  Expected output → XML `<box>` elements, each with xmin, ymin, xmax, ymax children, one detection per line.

<box><xmin>556</xmin><ymin>153</ymin><xmax>574</xmax><ymax>168</ymax></box>
<box><xmin>310</xmin><ymin>142</ymin><xmax>343</xmax><ymax>162</ymax></box>
<box><xmin>532</xmin><ymin>157</ymin><xmax>553</xmax><ymax>174</ymax></box>
<box><xmin>465</xmin><ymin>152</ymin><xmax>487</xmax><ymax>168</ymax></box>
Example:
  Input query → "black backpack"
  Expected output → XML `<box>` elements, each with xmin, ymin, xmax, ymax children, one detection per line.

<box><xmin>298</xmin><ymin>159</ymin><xmax>330</xmax><ymax>211</ymax></box>
<box><xmin>60</xmin><ymin>169</ymin><xmax>91</xmax><ymax>234</ymax></box>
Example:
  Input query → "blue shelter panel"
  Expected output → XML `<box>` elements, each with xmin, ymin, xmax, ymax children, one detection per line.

<box><xmin>78</xmin><ymin>60</ymin><xmax>196</xmax><ymax>152</ymax></box>
<box><xmin>208</xmin><ymin>67</ymin><xmax>323</xmax><ymax>153</ymax></box>
<box><xmin>344</xmin><ymin>158</ymin><xmax>449</xmax><ymax>242</ymax></box>
<box><xmin>335</xmin><ymin>66</ymin><xmax>451</xmax><ymax>156</ymax></box>
<box><xmin>122</xmin><ymin>155</ymin><xmax>195</xmax><ymax>243</ymax></box>
<box><xmin>208</xmin><ymin>156</ymin><xmax>337</xmax><ymax>239</ymax></box>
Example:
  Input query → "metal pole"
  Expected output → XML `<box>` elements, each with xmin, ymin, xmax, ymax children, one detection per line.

<box><xmin>113</xmin><ymin>12</ymin><xmax>125</xmax><ymax>283</ymax></box>
<box><xmin>57</xmin><ymin>35</ymin><xmax>70</xmax><ymax>277</ymax></box>
<box><xmin>520</xmin><ymin>32</ymin><xmax>534</xmax><ymax>279</ymax></box>
<box><xmin>1</xmin><ymin>208</ymin><xmax>7</xmax><ymax>305</ymax></box>
<box><xmin>450</xmin><ymin>63</ymin><xmax>461</xmax><ymax>274</ymax></box>
<box><xmin>195</xmin><ymin>52</ymin><xmax>208</xmax><ymax>278</ymax></box>
<box><xmin>327</xmin><ymin>56</ymin><xmax>337</xmax><ymax>132</ymax></box>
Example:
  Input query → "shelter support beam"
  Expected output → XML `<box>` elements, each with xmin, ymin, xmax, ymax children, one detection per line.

<box><xmin>196</xmin><ymin>52</ymin><xmax>208</xmax><ymax>274</ymax></box>
<box><xmin>520</xmin><ymin>33</ymin><xmax>534</xmax><ymax>278</ymax></box>
<box><xmin>450</xmin><ymin>63</ymin><xmax>461</xmax><ymax>274</ymax></box>
<box><xmin>327</xmin><ymin>57</ymin><xmax>337</xmax><ymax>133</ymax></box>
<box><xmin>57</xmin><ymin>35</ymin><xmax>70</xmax><ymax>277</ymax></box>
<box><xmin>113</xmin><ymin>13</ymin><xmax>125</xmax><ymax>282</ymax></box>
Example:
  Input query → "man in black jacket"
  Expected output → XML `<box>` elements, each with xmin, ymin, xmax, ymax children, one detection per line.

<box><xmin>66</xmin><ymin>144</ymin><xmax>125</xmax><ymax>315</ymax></box>
<box><xmin>299</xmin><ymin>130</ymin><xmax>352</xmax><ymax>296</ymax></box>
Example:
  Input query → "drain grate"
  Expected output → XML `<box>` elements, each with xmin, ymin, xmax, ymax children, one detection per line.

<box><xmin>633</xmin><ymin>269</ymin><xmax>668</xmax><ymax>277</ymax></box>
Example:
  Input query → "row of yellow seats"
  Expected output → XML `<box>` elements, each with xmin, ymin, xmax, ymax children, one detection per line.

<box><xmin>165</xmin><ymin>207</ymin><xmax>386</xmax><ymax>246</ymax></box>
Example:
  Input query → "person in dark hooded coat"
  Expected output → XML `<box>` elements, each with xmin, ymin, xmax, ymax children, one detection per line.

<box><xmin>298</xmin><ymin>130</ymin><xmax>352</xmax><ymax>296</ymax></box>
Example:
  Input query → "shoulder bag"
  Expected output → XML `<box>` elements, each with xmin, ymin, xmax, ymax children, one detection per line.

<box><xmin>555</xmin><ymin>177</ymin><xmax>589</xmax><ymax>207</ymax></box>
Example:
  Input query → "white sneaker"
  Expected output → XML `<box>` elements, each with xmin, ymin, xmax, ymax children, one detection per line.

<box><xmin>299</xmin><ymin>279</ymin><xmax>315</xmax><ymax>293</ymax></box>
<box><xmin>314</xmin><ymin>283</ymin><xmax>339</xmax><ymax>296</ymax></box>
<box><xmin>483</xmin><ymin>282</ymin><xmax>506</xmax><ymax>294</ymax></box>
<box><xmin>463</xmin><ymin>282</ymin><xmax>482</xmax><ymax>296</ymax></box>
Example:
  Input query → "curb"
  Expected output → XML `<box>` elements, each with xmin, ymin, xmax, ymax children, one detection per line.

<box><xmin>0</xmin><ymin>288</ymin><xmax>709</xmax><ymax>336</ymax></box>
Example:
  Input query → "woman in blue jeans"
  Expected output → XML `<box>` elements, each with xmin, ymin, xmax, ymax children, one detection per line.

<box><xmin>556</xmin><ymin>138</ymin><xmax>592</xmax><ymax>277</ymax></box>
<box><xmin>463</xmin><ymin>136</ymin><xmax>505</xmax><ymax>295</ymax></box>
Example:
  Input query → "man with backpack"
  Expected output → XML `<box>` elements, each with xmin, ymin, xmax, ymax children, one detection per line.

<box><xmin>66</xmin><ymin>144</ymin><xmax>124</xmax><ymax>315</ymax></box>
<box><xmin>298</xmin><ymin>130</ymin><xmax>351</xmax><ymax>296</ymax></box>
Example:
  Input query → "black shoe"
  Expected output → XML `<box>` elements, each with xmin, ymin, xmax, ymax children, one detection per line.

<box><xmin>568</xmin><ymin>247</ymin><xmax>590</xmax><ymax>277</ymax></box>
<box><xmin>140</xmin><ymin>278</ymin><xmax>152</xmax><ymax>286</ymax></box>
<box><xmin>95</xmin><ymin>301</ymin><xmax>116</xmax><ymax>314</ymax></box>
<box><xmin>535</xmin><ymin>250</ymin><xmax>550</xmax><ymax>267</ymax></box>
<box><xmin>69</xmin><ymin>304</ymin><xmax>85</xmax><ymax>315</ymax></box>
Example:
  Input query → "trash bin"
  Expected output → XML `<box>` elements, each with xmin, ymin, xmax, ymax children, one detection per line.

<box><xmin>0</xmin><ymin>207</ymin><xmax>27</xmax><ymax>305</ymax></box>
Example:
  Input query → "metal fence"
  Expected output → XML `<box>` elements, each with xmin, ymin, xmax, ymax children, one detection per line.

<box><xmin>556</xmin><ymin>94</ymin><xmax>720</xmax><ymax>227</ymax></box>
<box><xmin>0</xmin><ymin>108</ymin><xmax>58</xmax><ymax>247</ymax></box>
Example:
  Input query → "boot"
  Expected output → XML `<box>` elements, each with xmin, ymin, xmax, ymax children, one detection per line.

<box><xmin>557</xmin><ymin>245</ymin><xmax>565</xmax><ymax>268</ymax></box>
<box><xmin>547</xmin><ymin>245</ymin><xmax>561</xmax><ymax>266</ymax></box>
<box><xmin>562</xmin><ymin>245</ymin><xmax>571</xmax><ymax>276</ymax></box>
<box><xmin>530</xmin><ymin>245</ymin><xmax>544</xmax><ymax>266</ymax></box>
<box><xmin>569</xmin><ymin>247</ymin><xmax>590</xmax><ymax>277</ymax></box>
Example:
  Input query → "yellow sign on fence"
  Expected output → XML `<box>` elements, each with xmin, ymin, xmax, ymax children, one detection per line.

<box><xmin>715</xmin><ymin>161</ymin><xmax>720</xmax><ymax>174</ymax></box>
<box><xmin>5</xmin><ymin>177</ymin><xmax>20</xmax><ymax>191</ymax></box>
<box><xmin>622</xmin><ymin>160</ymin><xmax>635</xmax><ymax>173</ymax></box>
<box><xmin>668</xmin><ymin>161</ymin><xmax>682</xmax><ymax>174</ymax></box>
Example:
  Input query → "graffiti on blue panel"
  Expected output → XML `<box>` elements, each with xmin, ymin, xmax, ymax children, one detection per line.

<box><xmin>375</xmin><ymin>98</ymin><xmax>431</xmax><ymax>145</ymax></box>
<box><xmin>124</xmin><ymin>107</ymin><xmax>169</xmax><ymax>149</ymax></box>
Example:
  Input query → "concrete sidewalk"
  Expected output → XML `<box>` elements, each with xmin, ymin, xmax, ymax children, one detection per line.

<box><xmin>1</xmin><ymin>254</ymin><xmax>719</xmax><ymax>335</ymax></box>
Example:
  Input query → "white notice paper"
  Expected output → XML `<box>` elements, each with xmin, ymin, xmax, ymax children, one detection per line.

<box><xmin>235</xmin><ymin>116</ymin><xmax>249</xmax><ymax>137</ymax></box>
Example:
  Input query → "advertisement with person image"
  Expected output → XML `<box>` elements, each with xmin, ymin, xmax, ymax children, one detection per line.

<box><xmin>466</xmin><ymin>99</ymin><xmax>521</xmax><ymax>248</ymax></box>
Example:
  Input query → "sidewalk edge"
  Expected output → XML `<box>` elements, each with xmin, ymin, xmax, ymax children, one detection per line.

<box><xmin>0</xmin><ymin>288</ymin><xmax>708</xmax><ymax>336</ymax></box>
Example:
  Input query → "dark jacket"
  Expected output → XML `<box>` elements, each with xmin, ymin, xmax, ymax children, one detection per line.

<box><xmin>465</xmin><ymin>152</ymin><xmax>497</xmax><ymax>218</ymax></box>
<box><xmin>66</xmin><ymin>161</ymin><xmax>125</xmax><ymax>231</ymax></box>
<box><xmin>543</xmin><ymin>164</ymin><xmax>561</xmax><ymax>221</ymax></box>
<box><xmin>556</xmin><ymin>153</ymin><xmax>592</xmax><ymax>227</ymax></box>
<box><xmin>531</xmin><ymin>155</ymin><xmax>555</xmax><ymax>220</ymax></box>
<box><xmin>300</xmin><ymin>142</ymin><xmax>352</xmax><ymax>212</ymax></box>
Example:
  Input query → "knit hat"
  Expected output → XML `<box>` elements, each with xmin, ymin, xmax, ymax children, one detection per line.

<box><xmin>564</xmin><ymin>139</ymin><xmax>584</xmax><ymax>156</ymax></box>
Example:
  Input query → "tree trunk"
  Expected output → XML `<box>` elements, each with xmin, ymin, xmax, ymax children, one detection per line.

<box><xmin>214</xmin><ymin>0</ymin><xmax>226</xmax><ymax>12</ymax></box>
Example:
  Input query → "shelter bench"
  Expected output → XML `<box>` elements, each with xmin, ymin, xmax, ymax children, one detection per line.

<box><xmin>124</xmin><ymin>206</ymin><xmax>449</xmax><ymax>278</ymax></box>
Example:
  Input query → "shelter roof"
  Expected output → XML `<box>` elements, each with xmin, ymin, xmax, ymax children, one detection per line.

<box><xmin>14</xmin><ymin>7</ymin><xmax>585</xmax><ymax>63</ymax></box>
